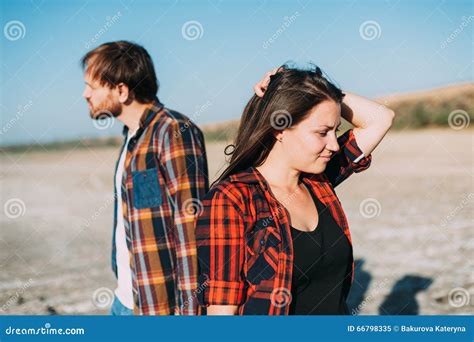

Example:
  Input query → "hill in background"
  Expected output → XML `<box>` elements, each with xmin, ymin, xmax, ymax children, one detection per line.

<box><xmin>203</xmin><ymin>82</ymin><xmax>474</xmax><ymax>142</ymax></box>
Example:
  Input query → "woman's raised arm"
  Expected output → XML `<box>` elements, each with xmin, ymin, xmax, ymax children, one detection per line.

<box><xmin>341</xmin><ymin>92</ymin><xmax>395</xmax><ymax>156</ymax></box>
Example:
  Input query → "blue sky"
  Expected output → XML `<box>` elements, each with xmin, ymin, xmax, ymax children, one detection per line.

<box><xmin>0</xmin><ymin>0</ymin><xmax>472</xmax><ymax>146</ymax></box>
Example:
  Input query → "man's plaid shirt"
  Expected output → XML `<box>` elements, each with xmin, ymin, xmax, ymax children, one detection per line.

<box><xmin>112</xmin><ymin>98</ymin><xmax>208</xmax><ymax>315</ymax></box>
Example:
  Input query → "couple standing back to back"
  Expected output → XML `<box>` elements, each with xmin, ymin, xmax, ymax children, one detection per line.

<box><xmin>81</xmin><ymin>40</ymin><xmax>394</xmax><ymax>316</ymax></box>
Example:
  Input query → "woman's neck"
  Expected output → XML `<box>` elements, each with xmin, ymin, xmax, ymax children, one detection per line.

<box><xmin>256</xmin><ymin>154</ymin><xmax>301</xmax><ymax>193</ymax></box>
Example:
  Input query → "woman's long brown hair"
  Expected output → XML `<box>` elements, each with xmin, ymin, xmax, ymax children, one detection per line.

<box><xmin>214</xmin><ymin>64</ymin><xmax>345</xmax><ymax>186</ymax></box>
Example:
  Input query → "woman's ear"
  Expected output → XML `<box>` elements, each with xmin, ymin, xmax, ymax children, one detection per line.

<box><xmin>274</xmin><ymin>130</ymin><xmax>284</xmax><ymax>142</ymax></box>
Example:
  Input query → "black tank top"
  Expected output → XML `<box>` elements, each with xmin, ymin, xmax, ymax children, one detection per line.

<box><xmin>289</xmin><ymin>185</ymin><xmax>352</xmax><ymax>315</ymax></box>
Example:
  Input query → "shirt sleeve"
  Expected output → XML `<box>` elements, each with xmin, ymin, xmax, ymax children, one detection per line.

<box><xmin>323</xmin><ymin>128</ymin><xmax>372</xmax><ymax>188</ymax></box>
<box><xmin>196</xmin><ymin>187</ymin><xmax>247</xmax><ymax>307</ymax></box>
<box><xmin>159</xmin><ymin>119</ymin><xmax>209</xmax><ymax>315</ymax></box>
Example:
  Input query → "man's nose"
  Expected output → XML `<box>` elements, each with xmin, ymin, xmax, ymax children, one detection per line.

<box><xmin>82</xmin><ymin>88</ymin><xmax>90</xmax><ymax>99</ymax></box>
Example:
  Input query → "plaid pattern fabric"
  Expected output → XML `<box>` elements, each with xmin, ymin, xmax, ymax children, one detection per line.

<box><xmin>112</xmin><ymin>98</ymin><xmax>209</xmax><ymax>315</ymax></box>
<box><xmin>196</xmin><ymin>129</ymin><xmax>371</xmax><ymax>315</ymax></box>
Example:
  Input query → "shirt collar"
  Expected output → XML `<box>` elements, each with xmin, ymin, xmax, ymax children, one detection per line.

<box><xmin>229</xmin><ymin>166</ymin><xmax>324</xmax><ymax>187</ymax></box>
<box><xmin>229</xmin><ymin>167</ymin><xmax>264</xmax><ymax>185</ymax></box>
<box><xmin>121</xmin><ymin>97</ymin><xmax>164</xmax><ymax>137</ymax></box>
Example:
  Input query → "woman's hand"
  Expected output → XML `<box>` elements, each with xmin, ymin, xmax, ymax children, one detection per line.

<box><xmin>206</xmin><ymin>305</ymin><xmax>239</xmax><ymax>315</ymax></box>
<box><xmin>253</xmin><ymin>67</ymin><xmax>280</xmax><ymax>97</ymax></box>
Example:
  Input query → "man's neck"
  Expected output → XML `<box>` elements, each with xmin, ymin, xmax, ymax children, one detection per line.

<box><xmin>116</xmin><ymin>101</ymin><xmax>153</xmax><ymax>133</ymax></box>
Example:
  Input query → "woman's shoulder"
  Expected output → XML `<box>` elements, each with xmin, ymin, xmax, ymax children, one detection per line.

<box><xmin>204</xmin><ymin>168</ymin><xmax>260</xmax><ymax>208</ymax></box>
<box><xmin>205</xmin><ymin>179</ymin><xmax>249</xmax><ymax>204</ymax></box>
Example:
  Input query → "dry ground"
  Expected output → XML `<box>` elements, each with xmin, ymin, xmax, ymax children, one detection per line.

<box><xmin>0</xmin><ymin>128</ymin><xmax>472</xmax><ymax>315</ymax></box>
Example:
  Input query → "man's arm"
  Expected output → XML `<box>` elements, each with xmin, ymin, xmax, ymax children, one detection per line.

<box><xmin>159</xmin><ymin>119</ymin><xmax>209</xmax><ymax>315</ymax></box>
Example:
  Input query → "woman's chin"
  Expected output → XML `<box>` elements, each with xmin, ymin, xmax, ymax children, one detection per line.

<box><xmin>300</xmin><ymin>162</ymin><xmax>327</xmax><ymax>175</ymax></box>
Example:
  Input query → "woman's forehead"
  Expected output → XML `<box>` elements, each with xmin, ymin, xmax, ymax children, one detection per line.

<box><xmin>304</xmin><ymin>100</ymin><xmax>341</xmax><ymax>127</ymax></box>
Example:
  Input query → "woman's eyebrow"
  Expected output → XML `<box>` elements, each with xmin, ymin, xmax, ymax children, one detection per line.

<box><xmin>318</xmin><ymin>122</ymin><xmax>342</xmax><ymax>129</ymax></box>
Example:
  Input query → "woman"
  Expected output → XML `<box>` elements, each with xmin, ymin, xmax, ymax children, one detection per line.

<box><xmin>195</xmin><ymin>65</ymin><xmax>394</xmax><ymax>315</ymax></box>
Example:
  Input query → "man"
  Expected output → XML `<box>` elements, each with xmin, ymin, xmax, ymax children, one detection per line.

<box><xmin>81</xmin><ymin>41</ymin><xmax>209</xmax><ymax>315</ymax></box>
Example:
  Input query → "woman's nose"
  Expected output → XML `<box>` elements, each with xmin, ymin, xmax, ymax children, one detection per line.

<box><xmin>327</xmin><ymin>136</ymin><xmax>340</xmax><ymax>153</ymax></box>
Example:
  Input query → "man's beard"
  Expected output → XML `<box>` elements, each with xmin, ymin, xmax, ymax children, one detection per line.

<box><xmin>89</xmin><ymin>96</ymin><xmax>122</xmax><ymax>120</ymax></box>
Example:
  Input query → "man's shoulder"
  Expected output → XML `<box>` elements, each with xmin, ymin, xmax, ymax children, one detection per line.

<box><xmin>150</xmin><ymin>107</ymin><xmax>203</xmax><ymax>139</ymax></box>
<box><xmin>162</xmin><ymin>107</ymin><xmax>200</xmax><ymax>130</ymax></box>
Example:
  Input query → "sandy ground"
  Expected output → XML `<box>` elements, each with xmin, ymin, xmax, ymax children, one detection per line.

<box><xmin>0</xmin><ymin>128</ymin><xmax>472</xmax><ymax>315</ymax></box>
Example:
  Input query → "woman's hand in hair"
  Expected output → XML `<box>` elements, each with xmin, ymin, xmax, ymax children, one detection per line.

<box><xmin>253</xmin><ymin>67</ymin><xmax>280</xmax><ymax>97</ymax></box>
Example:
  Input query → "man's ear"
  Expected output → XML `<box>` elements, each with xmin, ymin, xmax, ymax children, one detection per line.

<box><xmin>116</xmin><ymin>82</ymin><xmax>130</xmax><ymax>103</ymax></box>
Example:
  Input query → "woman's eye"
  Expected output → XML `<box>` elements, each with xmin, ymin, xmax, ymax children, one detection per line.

<box><xmin>317</xmin><ymin>128</ymin><xmax>339</xmax><ymax>136</ymax></box>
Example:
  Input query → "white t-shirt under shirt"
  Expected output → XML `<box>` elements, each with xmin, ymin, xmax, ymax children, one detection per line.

<box><xmin>114</xmin><ymin>129</ymin><xmax>137</xmax><ymax>309</ymax></box>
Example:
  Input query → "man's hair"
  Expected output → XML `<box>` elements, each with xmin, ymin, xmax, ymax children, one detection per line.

<box><xmin>81</xmin><ymin>40</ymin><xmax>158</xmax><ymax>103</ymax></box>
